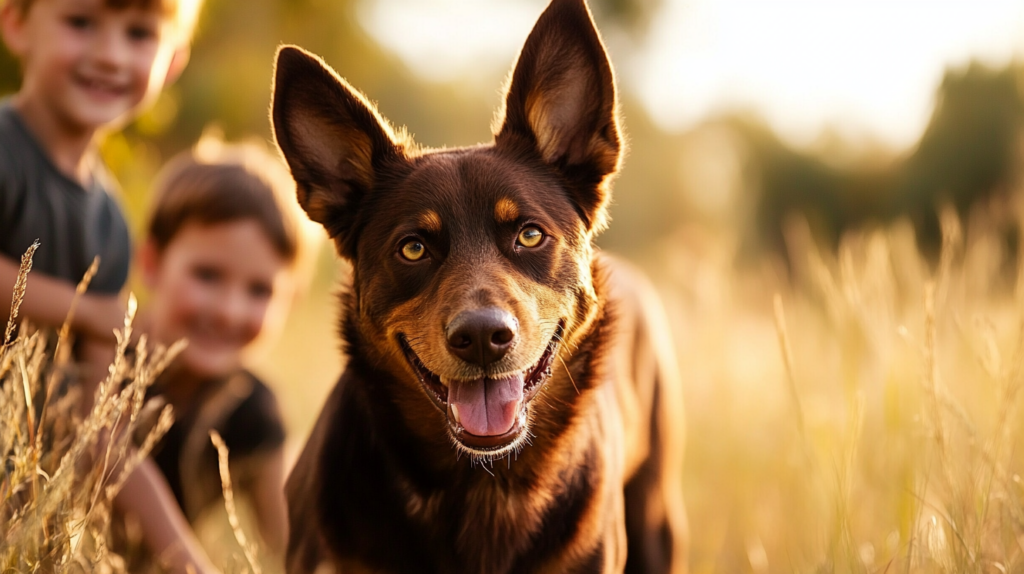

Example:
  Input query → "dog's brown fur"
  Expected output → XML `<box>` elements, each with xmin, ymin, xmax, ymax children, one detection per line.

<box><xmin>272</xmin><ymin>1</ymin><xmax>688</xmax><ymax>572</ymax></box>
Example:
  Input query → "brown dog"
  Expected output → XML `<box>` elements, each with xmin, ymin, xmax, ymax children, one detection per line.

<box><xmin>272</xmin><ymin>0</ymin><xmax>688</xmax><ymax>572</ymax></box>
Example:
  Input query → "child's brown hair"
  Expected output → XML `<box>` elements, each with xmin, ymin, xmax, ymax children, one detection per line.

<box><xmin>147</xmin><ymin>136</ymin><xmax>311</xmax><ymax>270</ymax></box>
<box><xmin>6</xmin><ymin>0</ymin><xmax>203</xmax><ymax>42</ymax></box>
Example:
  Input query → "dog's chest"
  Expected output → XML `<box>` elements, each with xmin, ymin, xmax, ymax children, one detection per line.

<box><xmin>328</xmin><ymin>428</ymin><xmax>611</xmax><ymax>574</ymax></box>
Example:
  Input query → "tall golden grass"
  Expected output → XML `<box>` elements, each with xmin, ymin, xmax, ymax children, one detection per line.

<box><xmin>664</xmin><ymin>196</ymin><xmax>1024</xmax><ymax>573</ymax></box>
<box><xmin>9</xmin><ymin>191</ymin><xmax>1024</xmax><ymax>574</ymax></box>
<box><xmin>0</xmin><ymin>246</ymin><xmax>179</xmax><ymax>573</ymax></box>
<box><xmin>259</xmin><ymin>194</ymin><xmax>1024</xmax><ymax>573</ymax></box>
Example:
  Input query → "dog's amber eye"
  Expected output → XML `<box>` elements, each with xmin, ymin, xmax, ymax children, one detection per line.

<box><xmin>400</xmin><ymin>240</ymin><xmax>427</xmax><ymax>261</ymax></box>
<box><xmin>517</xmin><ymin>227</ymin><xmax>544</xmax><ymax>248</ymax></box>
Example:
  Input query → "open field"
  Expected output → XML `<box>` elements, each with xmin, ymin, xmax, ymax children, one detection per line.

<box><xmin>1</xmin><ymin>0</ymin><xmax>1021</xmax><ymax>570</ymax></box>
<box><xmin>243</xmin><ymin>192</ymin><xmax>1024</xmax><ymax>573</ymax></box>
<box><xmin>659</xmin><ymin>199</ymin><xmax>1024</xmax><ymax>573</ymax></box>
<box><xmin>6</xmin><ymin>195</ymin><xmax>1024</xmax><ymax>573</ymax></box>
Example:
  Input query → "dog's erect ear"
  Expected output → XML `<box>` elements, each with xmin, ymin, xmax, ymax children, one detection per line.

<box><xmin>272</xmin><ymin>45</ymin><xmax>407</xmax><ymax>257</ymax></box>
<box><xmin>495</xmin><ymin>0</ymin><xmax>621</xmax><ymax>232</ymax></box>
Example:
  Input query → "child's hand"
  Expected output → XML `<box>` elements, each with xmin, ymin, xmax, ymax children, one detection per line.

<box><xmin>76</xmin><ymin>294</ymin><xmax>127</xmax><ymax>342</ymax></box>
<box><xmin>75</xmin><ymin>295</ymin><xmax>127</xmax><ymax>410</ymax></box>
<box><xmin>77</xmin><ymin>335</ymin><xmax>117</xmax><ymax>413</ymax></box>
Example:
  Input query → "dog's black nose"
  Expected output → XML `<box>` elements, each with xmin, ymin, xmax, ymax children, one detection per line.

<box><xmin>446</xmin><ymin>308</ymin><xmax>518</xmax><ymax>366</ymax></box>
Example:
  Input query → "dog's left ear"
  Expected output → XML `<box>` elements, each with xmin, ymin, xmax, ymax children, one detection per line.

<box><xmin>271</xmin><ymin>45</ymin><xmax>407</xmax><ymax>258</ymax></box>
<box><xmin>495</xmin><ymin>0</ymin><xmax>621</xmax><ymax>232</ymax></box>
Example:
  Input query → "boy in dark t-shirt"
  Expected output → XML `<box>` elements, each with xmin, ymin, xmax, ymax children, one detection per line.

<box><xmin>0</xmin><ymin>0</ymin><xmax>200</xmax><ymax>384</ymax></box>
<box><xmin>151</xmin><ymin>370</ymin><xmax>285</xmax><ymax>522</ymax></box>
<box><xmin>137</xmin><ymin>137</ymin><xmax>315</xmax><ymax>563</ymax></box>
<box><xmin>0</xmin><ymin>103</ymin><xmax>130</xmax><ymax>294</ymax></box>
<box><xmin>0</xmin><ymin>0</ymin><xmax>220</xmax><ymax>572</ymax></box>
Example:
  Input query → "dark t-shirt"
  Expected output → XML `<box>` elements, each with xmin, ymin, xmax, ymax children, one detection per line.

<box><xmin>150</xmin><ymin>370</ymin><xmax>286</xmax><ymax>522</ymax></box>
<box><xmin>0</xmin><ymin>101</ymin><xmax>130</xmax><ymax>294</ymax></box>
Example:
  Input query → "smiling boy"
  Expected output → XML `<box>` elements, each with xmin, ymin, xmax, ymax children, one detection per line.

<box><xmin>0</xmin><ymin>0</ymin><xmax>196</xmax><ymax>367</ymax></box>
<box><xmin>0</xmin><ymin>0</ymin><xmax>219</xmax><ymax>572</ymax></box>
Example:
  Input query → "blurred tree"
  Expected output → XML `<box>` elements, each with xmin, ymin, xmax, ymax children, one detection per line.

<box><xmin>589</xmin><ymin>0</ymin><xmax>663</xmax><ymax>38</ymax></box>
<box><xmin>897</xmin><ymin>62</ymin><xmax>1024</xmax><ymax>250</ymax></box>
<box><xmin>598</xmin><ymin>97</ymin><xmax>690</xmax><ymax>256</ymax></box>
<box><xmin>732</xmin><ymin>116</ymin><xmax>894</xmax><ymax>259</ymax></box>
<box><xmin>4</xmin><ymin>0</ymin><xmax>1018</xmax><ymax>269</ymax></box>
<box><xmin>732</xmin><ymin>60</ymin><xmax>1024</xmax><ymax>262</ymax></box>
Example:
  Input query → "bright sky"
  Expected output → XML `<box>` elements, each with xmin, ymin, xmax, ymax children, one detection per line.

<box><xmin>360</xmin><ymin>0</ymin><xmax>1024</xmax><ymax>150</ymax></box>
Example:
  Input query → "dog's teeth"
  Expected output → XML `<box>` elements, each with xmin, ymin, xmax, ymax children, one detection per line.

<box><xmin>451</xmin><ymin>404</ymin><xmax>461</xmax><ymax>424</ymax></box>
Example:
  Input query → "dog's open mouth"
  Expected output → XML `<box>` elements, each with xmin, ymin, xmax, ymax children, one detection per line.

<box><xmin>399</xmin><ymin>321</ymin><xmax>565</xmax><ymax>453</ymax></box>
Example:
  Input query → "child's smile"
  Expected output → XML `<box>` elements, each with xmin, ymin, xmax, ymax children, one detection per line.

<box><xmin>4</xmin><ymin>0</ymin><xmax>177</xmax><ymax>137</ymax></box>
<box><xmin>74</xmin><ymin>72</ymin><xmax>130</xmax><ymax>102</ymax></box>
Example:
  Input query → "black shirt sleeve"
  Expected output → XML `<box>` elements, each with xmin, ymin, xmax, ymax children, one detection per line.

<box><xmin>0</xmin><ymin>117</ymin><xmax>25</xmax><ymax>255</ymax></box>
<box><xmin>218</xmin><ymin>374</ymin><xmax>286</xmax><ymax>459</ymax></box>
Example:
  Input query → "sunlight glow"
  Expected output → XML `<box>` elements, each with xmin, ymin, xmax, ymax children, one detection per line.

<box><xmin>632</xmin><ymin>0</ymin><xmax>1024</xmax><ymax>148</ymax></box>
<box><xmin>361</xmin><ymin>0</ymin><xmax>1024</xmax><ymax>150</ymax></box>
<box><xmin>358</xmin><ymin>0</ymin><xmax>541</xmax><ymax>82</ymax></box>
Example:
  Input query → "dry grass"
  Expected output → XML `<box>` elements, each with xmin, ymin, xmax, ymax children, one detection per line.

<box><xmin>0</xmin><ymin>248</ymin><xmax>270</xmax><ymax>573</ymax></box>
<box><xmin>210</xmin><ymin>431</ymin><xmax>261</xmax><ymax>574</ymax></box>
<box><xmin>252</xmin><ymin>189</ymin><xmax>1024</xmax><ymax>573</ymax></box>
<box><xmin>0</xmin><ymin>247</ymin><xmax>290</xmax><ymax>574</ymax></box>
<box><xmin>0</xmin><ymin>247</ymin><xmax>180</xmax><ymax>573</ymax></box>
<box><xmin>660</xmin><ymin>194</ymin><xmax>1024</xmax><ymax>573</ymax></box>
<box><xmin>11</xmin><ymin>191</ymin><xmax>1024</xmax><ymax>573</ymax></box>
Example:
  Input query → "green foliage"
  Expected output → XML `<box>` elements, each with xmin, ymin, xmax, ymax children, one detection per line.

<box><xmin>735</xmin><ymin>61</ymin><xmax>1024</xmax><ymax>260</ymax></box>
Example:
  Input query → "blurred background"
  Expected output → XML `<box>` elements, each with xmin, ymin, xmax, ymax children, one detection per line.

<box><xmin>6</xmin><ymin>0</ymin><xmax>1024</xmax><ymax>572</ymax></box>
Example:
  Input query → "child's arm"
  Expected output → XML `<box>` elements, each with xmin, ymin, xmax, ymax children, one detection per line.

<box><xmin>0</xmin><ymin>254</ymin><xmax>125</xmax><ymax>340</ymax></box>
<box><xmin>248</xmin><ymin>447</ymin><xmax>289</xmax><ymax>558</ymax></box>
<box><xmin>1</xmin><ymin>254</ymin><xmax>127</xmax><ymax>409</ymax></box>
<box><xmin>115</xmin><ymin>457</ymin><xmax>223</xmax><ymax>574</ymax></box>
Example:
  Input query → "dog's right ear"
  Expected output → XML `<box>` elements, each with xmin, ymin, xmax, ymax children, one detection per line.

<box><xmin>272</xmin><ymin>45</ymin><xmax>407</xmax><ymax>258</ymax></box>
<box><xmin>494</xmin><ymin>0</ymin><xmax>621</xmax><ymax>233</ymax></box>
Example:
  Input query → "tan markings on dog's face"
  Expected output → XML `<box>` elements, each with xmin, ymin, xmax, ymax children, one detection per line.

<box><xmin>349</xmin><ymin>150</ymin><xmax>596</xmax><ymax>400</ymax></box>
<box><xmin>494</xmin><ymin>198</ymin><xmax>519</xmax><ymax>224</ymax></box>
<box><xmin>384</xmin><ymin>265</ymin><xmax>570</xmax><ymax>385</ymax></box>
<box><xmin>416</xmin><ymin>210</ymin><xmax>443</xmax><ymax>234</ymax></box>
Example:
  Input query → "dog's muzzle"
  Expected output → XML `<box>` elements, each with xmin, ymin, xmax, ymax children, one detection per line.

<box><xmin>399</xmin><ymin>320</ymin><xmax>564</xmax><ymax>453</ymax></box>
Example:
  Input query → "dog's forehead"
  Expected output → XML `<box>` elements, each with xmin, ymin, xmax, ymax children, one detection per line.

<box><xmin>390</xmin><ymin>149</ymin><xmax>570</xmax><ymax>227</ymax></box>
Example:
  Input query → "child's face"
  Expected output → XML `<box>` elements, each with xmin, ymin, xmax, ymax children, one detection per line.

<box><xmin>2</xmin><ymin>0</ymin><xmax>183</xmax><ymax>134</ymax></box>
<box><xmin>144</xmin><ymin>220</ymin><xmax>290</xmax><ymax>380</ymax></box>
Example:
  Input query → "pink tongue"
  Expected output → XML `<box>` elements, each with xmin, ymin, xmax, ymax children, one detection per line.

<box><xmin>449</xmin><ymin>373</ymin><xmax>525</xmax><ymax>436</ymax></box>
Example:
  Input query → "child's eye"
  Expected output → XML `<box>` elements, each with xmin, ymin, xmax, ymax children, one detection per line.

<box><xmin>127</xmin><ymin>24</ymin><xmax>157</xmax><ymax>41</ymax></box>
<box><xmin>64</xmin><ymin>15</ymin><xmax>93</xmax><ymax>30</ymax></box>
<box><xmin>248</xmin><ymin>282</ymin><xmax>273</xmax><ymax>300</ymax></box>
<box><xmin>193</xmin><ymin>265</ymin><xmax>222</xmax><ymax>284</ymax></box>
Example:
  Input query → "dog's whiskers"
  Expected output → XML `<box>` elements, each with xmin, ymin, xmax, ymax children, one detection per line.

<box><xmin>537</xmin><ymin>387</ymin><xmax>573</xmax><ymax>409</ymax></box>
<box><xmin>560</xmin><ymin>356</ymin><xmax>580</xmax><ymax>395</ymax></box>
